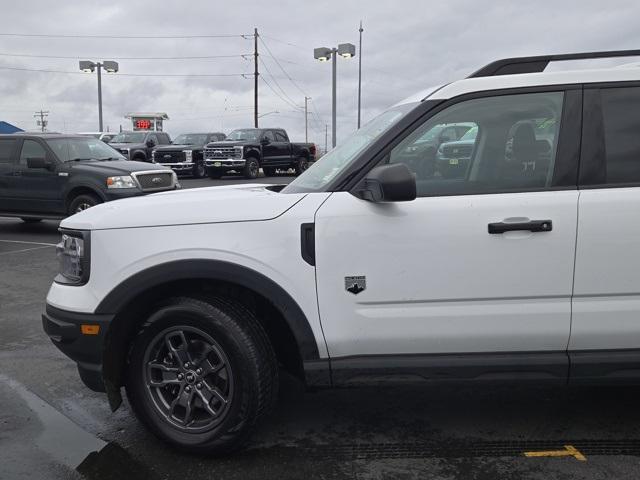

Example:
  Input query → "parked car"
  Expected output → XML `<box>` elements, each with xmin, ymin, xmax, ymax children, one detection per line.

<box><xmin>44</xmin><ymin>49</ymin><xmax>640</xmax><ymax>454</ymax></box>
<box><xmin>152</xmin><ymin>132</ymin><xmax>226</xmax><ymax>178</ymax></box>
<box><xmin>110</xmin><ymin>131</ymin><xmax>171</xmax><ymax>162</ymax></box>
<box><xmin>77</xmin><ymin>132</ymin><xmax>118</xmax><ymax>143</ymax></box>
<box><xmin>203</xmin><ymin>128</ymin><xmax>316</xmax><ymax>179</ymax></box>
<box><xmin>434</xmin><ymin>125</ymin><xmax>478</xmax><ymax>178</ymax></box>
<box><xmin>0</xmin><ymin>133</ymin><xmax>179</xmax><ymax>220</ymax></box>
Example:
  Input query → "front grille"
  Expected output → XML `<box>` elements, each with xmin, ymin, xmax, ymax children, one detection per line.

<box><xmin>442</xmin><ymin>144</ymin><xmax>473</xmax><ymax>158</ymax></box>
<box><xmin>155</xmin><ymin>150</ymin><xmax>185</xmax><ymax>163</ymax></box>
<box><xmin>133</xmin><ymin>171</ymin><xmax>175</xmax><ymax>191</ymax></box>
<box><xmin>204</xmin><ymin>146</ymin><xmax>242</xmax><ymax>159</ymax></box>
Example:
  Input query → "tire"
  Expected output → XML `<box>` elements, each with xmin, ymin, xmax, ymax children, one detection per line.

<box><xmin>125</xmin><ymin>296</ymin><xmax>278</xmax><ymax>454</ymax></box>
<box><xmin>243</xmin><ymin>157</ymin><xmax>260</xmax><ymax>180</ymax></box>
<box><xmin>133</xmin><ymin>154</ymin><xmax>147</xmax><ymax>162</ymax></box>
<box><xmin>262</xmin><ymin>167</ymin><xmax>276</xmax><ymax>177</ymax></box>
<box><xmin>192</xmin><ymin>160</ymin><xmax>206</xmax><ymax>179</ymax></box>
<box><xmin>68</xmin><ymin>193</ymin><xmax>101</xmax><ymax>215</ymax></box>
<box><xmin>294</xmin><ymin>157</ymin><xmax>309</xmax><ymax>176</ymax></box>
<box><xmin>20</xmin><ymin>218</ymin><xmax>42</xmax><ymax>223</ymax></box>
<box><xmin>208</xmin><ymin>171</ymin><xmax>224</xmax><ymax>180</ymax></box>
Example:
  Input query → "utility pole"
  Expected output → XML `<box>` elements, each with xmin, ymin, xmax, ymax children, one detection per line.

<box><xmin>324</xmin><ymin>124</ymin><xmax>328</xmax><ymax>154</ymax></box>
<box><xmin>96</xmin><ymin>63</ymin><xmax>103</xmax><ymax>131</ymax></box>
<box><xmin>254</xmin><ymin>28</ymin><xmax>259</xmax><ymax>128</ymax></box>
<box><xmin>357</xmin><ymin>20</ymin><xmax>364</xmax><ymax>129</ymax></box>
<box><xmin>304</xmin><ymin>96</ymin><xmax>311</xmax><ymax>143</ymax></box>
<box><xmin>33</xmin><ymin>110</ymin><xmax>49</xmax><ymax>132</ymax></box>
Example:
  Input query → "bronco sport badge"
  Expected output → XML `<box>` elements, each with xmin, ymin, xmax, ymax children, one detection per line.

<box><xmin>345</xmin><ymin>276</ymin><xmax>366</xmax><ymax>295</ymax></box>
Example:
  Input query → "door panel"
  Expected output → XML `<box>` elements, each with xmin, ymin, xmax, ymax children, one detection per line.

<box><xmin>0</xmin><ymin>138</ymin><xmax>18</xmax><ymax>209</ymax></box>
<box><xmin>315</xmin><ymin>190</ymin><xmax>578</xmax><ymax>357</ymax></box>
<box><xmin>314</xmin><ymin>89</ymin><xmax>580</xmax><ymax>359</ymax></box>
<box><xmin>571</xmin><ymin>85</ymin><xmax>640</xmax><ymax>351</ymax></box>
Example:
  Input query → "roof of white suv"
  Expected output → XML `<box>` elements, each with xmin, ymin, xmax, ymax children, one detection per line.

<box><xmin>429</xmin><ymin>66</ymin><xmax>640</xmax><ymax>101</ymax></box>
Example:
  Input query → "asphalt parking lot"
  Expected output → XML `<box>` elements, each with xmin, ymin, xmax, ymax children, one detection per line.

<box><xmin>3</xmin><ymin>175</ymin><xmax>640</xmax><ymax>480</ymax></box>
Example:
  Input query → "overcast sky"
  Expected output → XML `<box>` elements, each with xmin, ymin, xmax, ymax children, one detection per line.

<box><xmin>1</xmin><ymin>0</ymin><xmax>639</xmax><ymax>148</ymax></box>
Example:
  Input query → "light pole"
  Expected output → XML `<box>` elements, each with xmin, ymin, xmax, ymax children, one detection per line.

<box><xmin>314</xmin><ymin>43</ymin><xmax>356</xmax><ymax>148</ymax></box>
<box><xmin>357</xmin><ymin>21</ymin><xmax>364</xmax><ymax>129</ymax></box>
<box><xmin>79</xmin><ymin>60</ymin><xmax>119</xmax><ymax>132</ymax></box>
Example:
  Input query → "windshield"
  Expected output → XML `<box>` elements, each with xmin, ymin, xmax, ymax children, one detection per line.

<box><xmin>460</xmin><ymin>126</ymin><xmax>478</xmax><ymax>141</ymax></box>
<box><xmin>173</xmin><ymin>134</ymin><xmax>209</xmax><ymax>145</ymax></box>
<box><xmin>111</xmin><ymin>132</ymin><xmax>146</xmax><ymax>143</ymax></box>
<box><xmin>227</xmin><ymin>129</ymin><xmax>260</xmax><ymax>142</ymax></box>
<box><xmin>282</xmin><ymin>103</ymin><xmax>417</xmax><ymax>193</ymax></box>
<box><xmin>47</xmin><ymin>137</ymin><xmax>126</xmax><ymax>162</ymax></box>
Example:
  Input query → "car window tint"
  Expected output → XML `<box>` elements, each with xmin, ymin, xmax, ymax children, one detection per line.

<box><xmin>0</xmin><ymin>138</ymin><xmax>16</xmax><ymax>163</ymax></box>
<box><xmin>263</xmin><ymin>130</ymin><xmax>276</xmax><ymax>141</ymax></box>
<box><xmin>275</xmin><ymin>131</ymin><xmax>287</xmax><ymax>142</ymax></box>
<box><xmin>19</xmin><ymin>140</ymin><xmax>47</xmax><ymax>166</ymax></box>
<box><xmin>600</xmin><ymin>87</ymin><xmax>640</xmax><ymax>184</ymax></box>
<box><xmin>386</xmin><ymin>91</ymin><xmax>564</xmax><ymax>197</ymax></box>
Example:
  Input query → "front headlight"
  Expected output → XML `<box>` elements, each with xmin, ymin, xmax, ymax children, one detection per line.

<box><xmin>183</xmin><ymin>150</ymin><xmax>193</xmax><ymax>161</ymax></box>
<box><xmin>55</xmin><ymin>231</ymin><xmax>90</xmax><ymax>285</ymax></box>
<box><xmin>106</xmin><ymin>175</ymin><xmax>137</xmax><ymax>189</ymax></box>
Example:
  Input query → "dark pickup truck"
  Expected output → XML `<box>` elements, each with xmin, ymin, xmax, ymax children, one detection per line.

<box><xmin>110</xmin><ymin>131</ymin><xmax>171</xmax><ymax>162</ymax></box>
<box><xmin>152</xmin><ymin>132</ymin><xmax>226</xmax><ymax>178</ymax></box>
<box><xmin>203</xmin><ymin>128</ymin><xmax>316</xmax><ymax>179</ymax></box>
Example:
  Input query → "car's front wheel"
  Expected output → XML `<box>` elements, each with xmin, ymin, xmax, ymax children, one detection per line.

<box><xmin>126</xmin><ymin>296</ymin><xmax>278</xmax><ymax>454</ymax></box>
<box><xmin>68</xmin><ymin>193</ymin><xmax>101</xmax><ymax>215</ymax></box>
<box><xmin>243</xmin><ymin>157</ymin><xmax>260</xmax><ymax>179</ymax></box>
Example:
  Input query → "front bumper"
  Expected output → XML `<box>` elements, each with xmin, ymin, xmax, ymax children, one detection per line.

<box><xmin>205</xmin><ymin>158</ymin><xmax>246</xmax><ymax>169</ymax></box>
<box><xmin>104</xmin><ymin>188</ymin><xmax>146</xmax><ymax>201</ymax></box>
<box><xmin>42</xmin><ymin>303</ymin><xmax>113</xmax><ymax>392</ymax></box>
<box><xmin>159</xmin><ymin>162</ymin><xmax>194</xmax><ymax>173</ymax></box>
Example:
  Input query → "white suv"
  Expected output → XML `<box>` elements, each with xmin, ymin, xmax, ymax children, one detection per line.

<box><xmin>44</xmin><ymin>50</ymin><xmax>640</xmax><ymax>453</ymax></box>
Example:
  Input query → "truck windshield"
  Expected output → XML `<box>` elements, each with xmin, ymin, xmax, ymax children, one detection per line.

<box><xmin>111</xmin><ymin>132</ymin><xmax>146</xmax><ymax>143</ymax></box>
<box><xmin>282</xmin><ymin>102</ymin><xmax>417</xmax><ymax>193</ymax></box>
<box><xmin>227</xmin><ymin>129</ymin><xmax>260</xmax><ymax>142</ymax></box>
<box><xmin>47</xmin><ymin>138</ymin><xmax>126</xmax><ymax>162</ymax></box>
<box><xmin>173</xmin><ymin>134</ymin><xmax>209</xmax><ymax>145</ymax></box>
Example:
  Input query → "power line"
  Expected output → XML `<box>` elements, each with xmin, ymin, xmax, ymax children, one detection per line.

<box><xmin>0</xmin><ymin>52</ymin><xmax>251</xmax><ymax>60</ymax></box>
<box><xmin>258</xmin><ymin>56</ymin><xmax>300</xmax><ymax>109</ymax></box>
<box><xmin>0</xmin><ymin>32</ymin><xmax>248</xmax><ymax>39</ymax></box>
<box><xmin>0</xmin><ymin>65</ymin><xmax>253</xmax><ymax>77</ymax></box>
<box><xmin>259</xmin><ymin>37</ymin><xmax>309</xmax><ymax>97</ymax></box>
<box><xmin>259</xmin><ymin>76</ymin><xmax>301</xmax><ymax>111</ymax></box>
<box><xmin>260</xmin><ymin>35</ymin><xmax>305</xmax><ymax>50</ymax></box>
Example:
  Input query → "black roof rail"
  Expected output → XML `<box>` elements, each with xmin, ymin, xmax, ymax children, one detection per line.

<box><xmin>468</xmin><ymin>49</ymin><xmax>640</xmax><ymax>78</ymax></box>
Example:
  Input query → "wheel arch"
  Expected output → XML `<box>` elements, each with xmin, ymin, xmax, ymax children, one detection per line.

<box><xmin>98</xmin><ymin>259</ymin><xmax>323</xmax><ymax>409</ymax></box>
<box><xmin>65</xmin><ymin>185</ymin><xmax>106</xmax><ymax>209</ymax></box>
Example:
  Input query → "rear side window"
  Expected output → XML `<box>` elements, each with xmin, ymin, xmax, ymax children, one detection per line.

<box><xmin>0</xmin><ymin>138</ymin><xmax>16</xmax><ymax>163</ymax></box>
<box><xmin>275</xmin><ymin>131</ymin><xmax>288</xmax><ymax>142</ymax></box>
<box><xmin>600</xmin><ymin>87</ymin><xmax>640</xmax><ymax>184</ymax></box>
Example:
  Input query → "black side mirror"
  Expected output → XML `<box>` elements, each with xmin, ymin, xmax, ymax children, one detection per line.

<box><xmin>357</xmin><ymin>163</ymin><xmax>416</xmax><ymax>202</ymax></box>
<box><xmin>146</xmin><ymin>139</ymin><xmax>155</xmax><ymax>148</ymax></box>
<box><xmin>27</xmin><ymin>157</ymin><xmax>52</xmax><ymax>170</ymax></box>
<box><xmin>260</xmin><ymin>137</ymin><xmax>270</xmax><ymax>145</ymax></box>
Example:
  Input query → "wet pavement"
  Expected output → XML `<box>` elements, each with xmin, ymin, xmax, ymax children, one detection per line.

<box><xmin>3</xmin><ymin>176</ymin><xmax>640</xmax><ymax>479</ymax></box>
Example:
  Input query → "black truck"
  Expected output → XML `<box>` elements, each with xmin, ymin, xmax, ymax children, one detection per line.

<box><xmin>203</xmin><ymin>128</ymin><xmax>316</xmax><ymax>179</ymax></box>
<box><xmin>109</xmin><ymin>131</ymin><xmax>171</xmax><ymax>162</ymax></box>
<box><xmin>152</xmin><ymin>132</ymin><xmax>226</xmax><ymax>178</ymax></box>
<box><xmin>0</xmin><ymin>133</ymin><xmax>179</xmax><ymax>220</ymax></box>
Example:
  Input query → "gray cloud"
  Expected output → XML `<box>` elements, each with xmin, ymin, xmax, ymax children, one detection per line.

<box><xmin>1</xmin><ymin>0</ymin><xmax>639</xmax><ymax>145</ymax></box>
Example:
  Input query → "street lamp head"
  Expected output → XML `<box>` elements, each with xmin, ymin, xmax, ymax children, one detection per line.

<box><xmin>338</xmin><ymin>43</ymin><xmax>356</xmax><ymax>59</ymax></box>
<box><xmin>79</xmin><ymin>60</ymin><xmax>96</xmax><ymax>72</ymax></box>
<box><xmin>314</xmin><ymin>47</ymin><xmax>332</xmax><ymax>62</ymax></box>
<box><xmin>103</xmin><ymin>61</ymin><xmax>119</xmax><ymax>73</ymax></box>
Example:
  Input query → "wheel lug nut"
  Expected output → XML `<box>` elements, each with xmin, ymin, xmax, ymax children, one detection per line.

<box><xmin>184</xmin><ymin>362</ymin><xmax>190</xmax><ymax>368</ymax></box>
<box><xmin>196</xmin><ymin>382</ymin><xmax>202</xmax><ymax>389</ymax></box>
<box><xmin>196</xmin><ymin>368</ymin><xmax>202</xmax><ymax>375</ymax></box>
<box><xmin>177</xmin><ymin>373</ymin><xmax>184</xmax><ymax>380</ymax></box>
<box><xmin>185</xmin><ymin>386</ymin><xmax>191</xmax><ymax>392</ymax></box>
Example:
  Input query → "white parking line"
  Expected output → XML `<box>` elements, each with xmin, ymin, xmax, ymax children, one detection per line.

<box><xmin>0</xmin><ymin>245</ymin><xmax>55</xmax><ymax>256</ymax></box>
<box><xmin>0</xmin><ymin>239</ymin><xmax>57</xmax><ymax>247</ymax></box>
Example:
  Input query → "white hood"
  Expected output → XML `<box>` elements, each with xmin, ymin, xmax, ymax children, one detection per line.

<box><xmin>61</xmin><ymin>184</ymin><xmax>306</xmax><ymax>230</ymax></box>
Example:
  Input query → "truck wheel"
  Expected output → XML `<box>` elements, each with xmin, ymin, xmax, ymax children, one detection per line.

<box><xmin>192</xmin><ymin>160</ymin><xmax>206</xmax><ymax>179</ymax></box>
<box><xmin>262</xmin><ymin>167</ymin><xmax>276</xmax><ymax>177</ymax></box>
<box><xmin>243</xmin><ymin>158</ymin><xmax>260</xmax><ymax>179</ymax></box>
<box><xmin>125</xmin><ymin>296</ymin><xmax>278</xmax><ymax>454</ymax></box>
<box><xmin>68</xmin><ymin>193</ymin><xmax>101</xmax><ymax>215</ymax></box>
<box><xmin>295</xmin><ymin>157</ymin><xmax>309</xmax><ymax>176</ymax></box>
<box><xmin>208</xmin><ymin>171</ymin><xmax>224</xmax><ymax>179</ymax></box>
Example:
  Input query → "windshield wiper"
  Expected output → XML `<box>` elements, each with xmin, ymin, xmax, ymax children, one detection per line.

<box><xmin>66</xmin><ymin>158</ymin><xmax>98</xmax><ymax>162</ymax></box>
<box><xmin>98</xmin><ymin>157</ymin><xmax>120</xmax><ymax>161</ymax></box>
